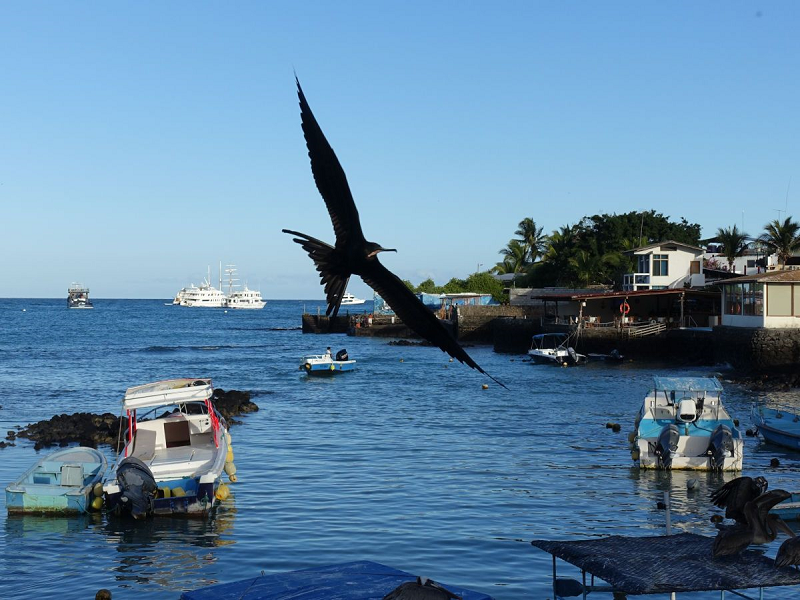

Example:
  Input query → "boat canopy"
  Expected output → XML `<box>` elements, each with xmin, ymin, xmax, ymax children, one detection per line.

<box><xmin>652</xmin><ymin>376</ymin><xmax>723</xmax><ymax>393</ymax></box>
<box><xmin>122</xmin><ymin>378</ymin><xmax>213</xmax><ymax>410</ymax></box>
<box><xmin>532</xmin><ymin>333</ymin><xmax>568</xmax><ymax>340</ymax></box>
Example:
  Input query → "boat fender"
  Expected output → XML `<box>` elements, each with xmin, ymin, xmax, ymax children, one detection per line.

<box><xmin>215</xmin><ymin>483</ymin><xmax>230</xmax><ymax>500</ymax></box>
<box><xmin>93</xmin><ymin>482</ymin><xmax>104</xmax><ymax>498</ymax></box>
<box><xmin>304</xmin><ymin>363</ymin><xmax>311</xmax><ymax>371</ymax></box>
<box><xmin>330</xmin><ymin>364</ymin><xmax>335</xmax><ymax>371</ymax></box>
<box><xmin>627</xmin><ymin>432</ymin><xmax>636</xmax><ymax>444</ymax></box>
<box><xmin>631</xmin><ymin>448</ymin><xmax>640</xmax><ymax>461</ymax></box>
<box><xmin>226</xmin><ymin>447</ymin><xmax>234</xmax><ymax>463</ymax></box>
<box><xmin>160</xmin><ymin>487</ymin><xmax>171</xmax><ymax>498</ymax></box>
<box><xmin>229</xmin><ymin>473</ymin><xmax>238</xmax><ymax>483</ymax></box>
<box><xmin>224</xmin><ymin>462</ymin><xmax>237</xmax><ymax>477</ymax></box>
<box><xmin>91</xmin><ymin>496</ymin><xmax>104</xmax><ymax>511</ymax></box>
<box><xmin>707</xmin><ymin>424</ymin><xmax>734</xmax><ymax>470</ymax></box>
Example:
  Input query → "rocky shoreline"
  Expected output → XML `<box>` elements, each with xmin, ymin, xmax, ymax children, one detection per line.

<box><xmin>3</xmin><ymin>389</ymin><xmax>259</xmax><ymax>451</ymax></box>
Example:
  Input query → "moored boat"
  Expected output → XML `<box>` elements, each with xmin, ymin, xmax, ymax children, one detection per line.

<box><xmin>630</xmin><ymin>376</ymin><xmax>743</xmax><ymax>471</ymax></box>
<box><xmin>102</xmin><ymin>378</ymin><xmax>236</xmax><ymax>518</ymax></box>
<box><xmin>300</xmin><ymin>349</ymin><xmax>356</xmax><ymax>375</ymax></box>
<box><xmin>340</xmin><ymin>291</ymin><xmax>365</xmax><ymax>306</ymax></box>
<box><xmin>752</xmin><ymin>404</ymin><xmax>800</xmax><ymax>450</ymax></box>
<box><xmin>528</xmin><ymin>333</ymin><xmax>587</xmax><ymax>366</ymax></box>
<box><xmin>5</xmin><ymin>446</ymin><xmax>107</xmax><ymax>514</ymax></box>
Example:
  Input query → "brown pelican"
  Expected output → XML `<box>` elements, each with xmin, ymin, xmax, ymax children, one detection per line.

<box><xmin>284</xmin><ymin>79</ymin><xmax>505</xmax><ymax>388</ymax></box>
<box><xmin>383</xmin><ymin>577</ymin><xmax>462</xmax><ymax>600</ymax></box>
<box><xmin>776</xmin><ymin>535</ymin><xmax>800</xmax><ymax>570</ymax></box>
<box><xmin>710</xmin><ymin>476</ymin><xmax>768</xmax><ymax>524</ymax></box>
<box><xmin>712</xmin><ymin>489</ymin><xmax>792</xmax><ymax>558</ymax></box>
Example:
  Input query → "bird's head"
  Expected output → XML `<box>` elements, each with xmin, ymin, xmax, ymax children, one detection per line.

<box><xmin>365</xmin><ymin>241</ymin><xmax>396</xmax><ymax>259</ymax></box>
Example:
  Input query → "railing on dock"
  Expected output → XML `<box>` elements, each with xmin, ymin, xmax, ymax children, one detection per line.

<box><xmin>623</xmin><ymin>321</ymin><xmax>667</xmax><ymax>338</ymax></box>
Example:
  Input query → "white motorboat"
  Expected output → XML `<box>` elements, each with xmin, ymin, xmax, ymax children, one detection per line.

<box><xmin>340</xmin><ymin>291</ymin><xmax>366</xmax><ymax>306</ymax></box>
<box><xmin>630</xmin><ymin>376</ymin><xmax>743</xmax><ymax>471</ymax></box>
<box><xmin>68</xmin><ymin>284</ymin><xmax>93</xmax><ymax>309</ymax></box>
<box><xmin>103</xmin><ymin>378</ymin><xmax>236</xmax><ymax>517</ymax></box>
<box><xmin>527</xmin><ymin>333</ymin><xmax>586</xmax><ymax>366</ymax></box>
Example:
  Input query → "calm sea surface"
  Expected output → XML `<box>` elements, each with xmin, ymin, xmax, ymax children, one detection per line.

<box><xmin>1</xmin><ymin>298</ymin><xmax>800</xmax><ymax>599</ymax></box>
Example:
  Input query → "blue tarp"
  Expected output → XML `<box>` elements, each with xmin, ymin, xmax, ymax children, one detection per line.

<box><xmin>181</xmin><ymin>560</ymin><xmax>494</xmax><ymax>600</ymax></box>
<box><xmin>652</xmin><ymin>376</ymin><xmax>723</xmax><ymax>393</ymax></box>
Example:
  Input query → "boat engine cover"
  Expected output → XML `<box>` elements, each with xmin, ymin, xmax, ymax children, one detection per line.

<box><xmin>116</xmin><ymin>457</ymin><xmax>158</xmax><ymax>518</ymax></box>
<box><xmin>655</xmin><ymin>424</ymin><xmax>680</xmax><ymax>469</ymax></box>
<box><xmin>708</xmin><ymin>424</ymin><xmax>734</xmax><ymax>470</ymax></box>
<box><xmin>677</xmin><ymin>399</ymin><xmax>698</xmax><ymax>423</ymax></box>
<box><xmin>335</xmin><ymin>349</ymin><xmax>348</xmax><ymax>361</ymax></box>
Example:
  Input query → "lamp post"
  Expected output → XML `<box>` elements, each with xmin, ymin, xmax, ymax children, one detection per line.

<box><xmin>477</xmin><ymin>263</ymin><xmax>483</xmax><ymax>273</ymax></box>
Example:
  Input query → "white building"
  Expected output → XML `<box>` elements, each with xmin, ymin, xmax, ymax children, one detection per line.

<box><xmin>718</xmin><ymin>269</ymin><xmax>800</xmax><ymax>328</ymax></box>
<box><xmin>622</xmin><ymin>241</ymin><xmax>705</xmax><ymax>292</ymax></box>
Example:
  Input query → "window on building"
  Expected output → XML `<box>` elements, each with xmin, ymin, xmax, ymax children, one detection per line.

<box><xmin>690</xmin><ymin>261</ymin><xmax>700</xmax><ymax>274</ymax></box>
<box><xmin>637</xmin><ymin>254</ymin><xmax>650</xmax><ymax>274</ymax></box>
<box><xmin>725</xmin><ymin>284</ymin><xmax>742</xmax><ymax>315</ymax></box>
<box><xmin>767</xmin><ymin>284</ymin><xmax>792</xmax><ymax>316</ymax></box>
<box><xmin>653</xmin><ymin>254</ymin><xmax>669</xmax><ymax>277</ymax></box>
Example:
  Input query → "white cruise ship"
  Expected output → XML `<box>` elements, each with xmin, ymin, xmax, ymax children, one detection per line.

<box><xmin>180</xmin><ymin>280</ymin><xmax>227</xmax><ymax>307</ymax></box>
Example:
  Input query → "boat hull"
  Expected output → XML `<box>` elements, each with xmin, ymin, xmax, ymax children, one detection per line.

<box><xmin>752</xmin><ymin>406</ymin><xmax>800</xmax><ymax>450</ymax></box>
<box><xmin>302</xmin><ymin>361</ymin><xmax>356</xmax><ymax>375</ymax></box>
<box><xmin>5</xmin><ymin>446</ymin><xmax>106</xmax><ymax>514</ymax></box>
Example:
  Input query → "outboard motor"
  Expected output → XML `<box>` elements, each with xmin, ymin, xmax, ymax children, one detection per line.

<box><xmin>708</xmin><ymin>424</ymin><xmax>735</xmax><ymax>470</ymax></box>
<box><xmin>116</xmin><ymin>457</ymin><xmax>158</xmax><ymax>519</ymax></box>
<box><xmin>567</xmin><ymin>347</ymin><xmax>578</xmax><ymax>364</ymax></box>
<box><xmin>655</xmin><ymin>424</ymin><xmax>680</xmax><ymax>469</ymax></box>
<box><xmin>335</xmin><ymin>349</ymin><xmax>348</xmax><ymax>361</ymax></box>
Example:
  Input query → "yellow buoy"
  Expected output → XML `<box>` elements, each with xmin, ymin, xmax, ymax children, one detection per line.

<box><xmin>160</xmin><ymin>487</ymin><xmax>171</xmax><ymax>498</ymax></box>
<box><xmin>631</xmin><ymin>449</ymin><xmax>640</xmax><ymax>461</ymax></box>
<box><xmin>226</xmin><ymin>448</ymin><xmax>234</xmax><ymax>463</ymax></box>
<box><xmin>224</xmin><ymin>462</ymin><xmax>237</xmax><ymax>477</ymax></box>
<box><xmin>215</xmin><ymin>484</ymin><xmax>229</xmax><ymax>500</ymax></box>
<box><xmin>91</xmin><ymin>496</ymin><xmax>104</xmax><ymax>511</ymax></box>
<box><xmin>229</xmin><ymin>473</ymin><xmax>238</xmax><ymax>483</ymax></box>
<box><xmin>330</xmin><ymin>364</ymin><xmax>335</xmax><ymax>371</ymax></box>
<box><xmin>172</xmin><ymin>487</ymin><xmax>186</xmax><ymax>497</ymax></box>
<box><xmin>93</xmin><ymin>482</ymin><xmax>104</xmax><ymax>497</ymax></box>
<box><xmin>481</xmin><ymin>384</ymin><xmax>489</xmax><ymax>390</ymax></box>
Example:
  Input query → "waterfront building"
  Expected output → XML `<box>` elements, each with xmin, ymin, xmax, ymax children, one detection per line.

<box><xmin>718</xmin><ymin>269</ymin><xmax>800</xmax><ymax>328</ymax></box>
<box><xmin>622</xmin><ymin>241</ymin><xmax>706</xmax><ymax>291</ymax></box>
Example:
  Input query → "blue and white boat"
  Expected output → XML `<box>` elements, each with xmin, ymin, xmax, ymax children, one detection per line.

<box><xmin>5</xmin><ymin>446</ymin><xmax>107</xmax><ymax>514</ymax></box>
<box><xmin>103</xmin><ymin>378</ymin><xmax>235</xmax><ymax>518</ymax></box>
<box><xmin>300</xmin><ymin>349</ymin><xmax>356</xmax><ymax>375</ymax></box>
<box><xmin>630</xmin><ymin>376</ymin><xmax>743</xmax><ymax>471</ymax></box>
<box><xmin>752</xmin><ymin>404</ymin><xmax>800</xmax><ymax>451</ymax></box>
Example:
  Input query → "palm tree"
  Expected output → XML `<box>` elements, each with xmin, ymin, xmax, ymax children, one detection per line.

<box><xmin>514</xmin><ymin>218</ymin><xmax>548</xmax><ymax>263</ymax></box>
<box><xmin>715</xmin><ymin>225</ymin><xmax>750</xmax><ymax>273</ymax></box>
<box><xmin>493</xmin><ymin>239</ymin><xmax>528</xmax><ymax>276</ymax></box>
<box><xmin>760</xmin><ymin>216</ymin><xmax>800</xmax><ymax>269</ymax></box>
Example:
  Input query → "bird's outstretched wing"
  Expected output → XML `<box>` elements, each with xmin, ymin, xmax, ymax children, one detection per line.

<box><xmin>296</xmin><ymin>78</ymin><xmax>365</xmax><ymax>249</ymax></box>
<box><xmin>361</xmin><ymin>259</ymin><xmax>506</xmax><ymax>389</ymax></box>
<box><xmin>282</xmin><ymin>228</ymin><xmax>349</xmax><ymax>318</ymax></box>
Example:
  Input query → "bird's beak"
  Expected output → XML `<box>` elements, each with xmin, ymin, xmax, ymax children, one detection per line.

<box><xmin>368</xmin><ymin>248</ymin><xmax>396</xmax><ymax>257</ymax></box>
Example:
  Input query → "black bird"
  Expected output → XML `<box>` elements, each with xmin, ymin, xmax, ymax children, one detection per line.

<box><xmin>712</xmin><ymin>489</ymin><xmax>793</xmax><ymax>557</ymax></box>
<box><xmin>776</xmin><ymin>534</ymin><xmax>800</xmax><ymax>570</ymax></box>
<box><xmin>710</xmin><ymin>476</ymin><xmax>768</xmax><ymax>524</ymax></box>
<box><xmin>383</xmin><ymin>577</ymin><xmax>462</xmax><ymax>600</ymax></box>
<box><xmin>284</xmin><ymin>79</ymin><xmax>505</xmax><ymax>388</ymax></box>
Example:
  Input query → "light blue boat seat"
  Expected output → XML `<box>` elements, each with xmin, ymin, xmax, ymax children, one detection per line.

<box><xmin>60</xmin><ymin>464</ymin><xmax>84</xmax><ymax>486</ymax></box>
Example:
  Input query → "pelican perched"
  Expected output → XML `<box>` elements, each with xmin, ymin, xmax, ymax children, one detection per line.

<box><xmin>776</xmin><ymin>535</ymin><xmax>800</xmax><ymax>570</ymax></box>
<box><xmin>712</xmin><ymin>489</ymin><xmax>792</xmax><ymax>557</ymax></box>
<box><xmin>710</xmin><ymin>476</ymin><xmax>768</xmax><ymax>524</ymax></box>
<box><xmin>383</xmin><ymin>577</ymin><xmax>462</xmax><ymax>600</ymax></box>
<box><xmin>284</xmin><ymin>79</ymin><xmax>505</xmax><ymax>388</ymax></box>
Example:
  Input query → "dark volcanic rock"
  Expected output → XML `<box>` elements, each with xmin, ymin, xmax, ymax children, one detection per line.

<box><xmin>11</xmin><ymin>389</ymin><xmax>259</xmax><ymax>451</ymax></box>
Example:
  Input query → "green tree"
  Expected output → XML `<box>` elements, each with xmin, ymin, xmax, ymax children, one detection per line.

<box><xmin>441</xmin><ymin>277</ymin><xmax>467</xmax><ymax>294</ymax></box>
<box><xmin>715</xmin><ymin>225</ymin><xmax>750</xmax><ymax>272</ymax></box>
<box><xmin>760</xmin><ymin>216</ymin><xmax>800</xmax><ymax>269</ymax></box>
<box><xmin>415</xmin><ymin>278</ymin><xmax>441</xmax><ymax>294</ymax></box>
<box><xmin>514</xmin><ymin>217</ymin><xmax>548</xmax><ymax>263</ymax></box>
<box><xmin>494</xmin><ymin>239</ymin><xmax>529</xmax><ymax>276</ymax></box>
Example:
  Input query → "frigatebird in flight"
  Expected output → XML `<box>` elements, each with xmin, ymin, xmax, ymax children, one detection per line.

<box><xmin>283</xmin><ymin>79</ymin><xmax>505</xmax><ymax>388</ymax></box>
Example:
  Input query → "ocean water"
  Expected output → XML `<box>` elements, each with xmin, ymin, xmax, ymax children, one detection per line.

<box><xmin>1</xmin><ymin>298</ymin><xmax>799</xmax><ymax>599</ymax></box>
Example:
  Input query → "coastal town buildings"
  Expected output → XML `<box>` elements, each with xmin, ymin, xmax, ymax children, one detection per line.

<box><xmin>622</xmin><ymin>241</ymin><xmax>706</xmax><ymax>291</ymax></box>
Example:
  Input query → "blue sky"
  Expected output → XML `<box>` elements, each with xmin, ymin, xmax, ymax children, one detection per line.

<box><xmin>2</xmin><ymin>2</ymin><xmax>798</xmax><ymax>299</ymax></box>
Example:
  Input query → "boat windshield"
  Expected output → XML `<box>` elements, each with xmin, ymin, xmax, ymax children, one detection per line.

<box><xmin>652</xmin><ymin>376</ymin><xmax>723</xmax><ymax>393</ymax></box>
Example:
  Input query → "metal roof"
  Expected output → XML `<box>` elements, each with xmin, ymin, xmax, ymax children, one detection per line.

<box><xmin>531</xmin><ymin>533</ymin><xmax>800</xmax><ymax>594</ymax></box>
<box><xmin>716</xmin><ymin>269</ymin><xmax>800</xmax><ymax>284</ymax></box>
<box><xmin>123</xmin><ymin>378</ymin><xmax>212</xmax><ymax>410</ymax></box>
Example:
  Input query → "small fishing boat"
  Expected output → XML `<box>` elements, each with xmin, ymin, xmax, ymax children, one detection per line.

<box><xmin>528</xmin><ymin>333</ymin><xmax>587</xmax><ymax>366</ymax></box>
<box><xmin>103</xmin><ymin>378</ymin><xmax>236</xmax><ymax>518</ymax></box>
<box><xmin>300</xmin><ymin>349</ymin><xmax>356</xmax><ymax>375</ymax></box>
<box><xmin>751</xmin><ymin>404</ymin><xmax>800</xmax><ymax>450</ymax></box>
<box><xmin>771</xmin><ymin>493</ymin><xmax>800</xmax><ymax>521</ymax></box>
<box><xmin>630</xmin><ymin>376</ymin><xmax>743</xmax><ymax>471</ymax></box>
<box><xmin>5</xmin><ymin>446</ymin><xmax>107</xmax><ymax>514</ymax></box>
<box><xmin>67</xmin><ymin>283</ymin><xmax>93</xmax><ymax>309</ymax></box>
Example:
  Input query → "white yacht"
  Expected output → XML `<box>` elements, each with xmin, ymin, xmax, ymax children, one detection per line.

<box><xmin>68</xmin><ymin>284</ymin><xmax>93</xmax><ymax>309</ymax></box>
<box><xmin>223</xmin><ymin>265</ymin><xmax>266</xmax><ymax>309</ymax></box>
<box><xmin>181</xmin><ymin>280</ymin><xmax>227</xmax><ymax>308</ymax></box>
<box><xmin>341</xmin><ymin>291</ymin><xmax>365</xmax><ymax>306</ymax></box>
